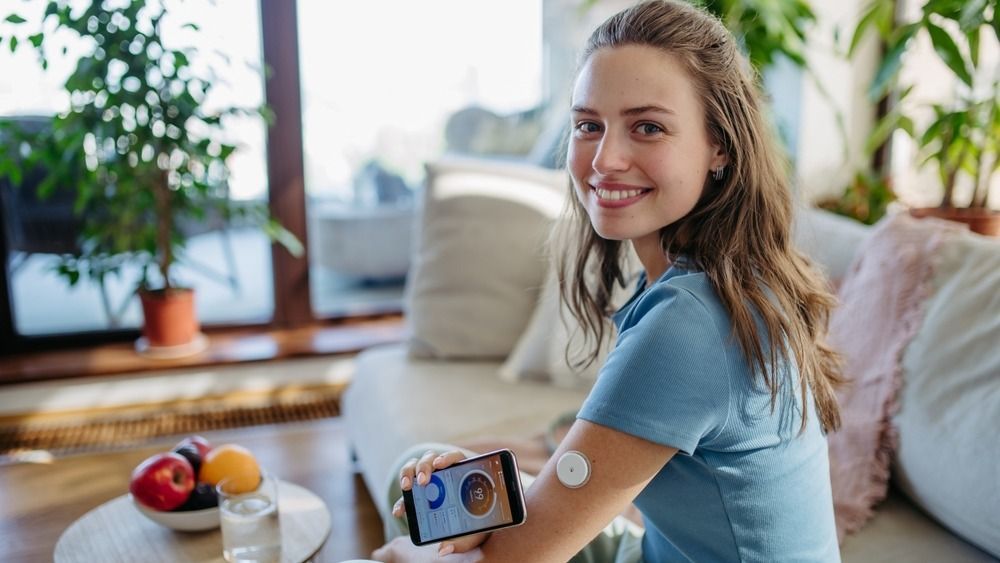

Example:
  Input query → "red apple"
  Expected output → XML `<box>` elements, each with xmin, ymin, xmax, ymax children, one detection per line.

<box><xmin>129</xmin><ymin>452</ymin><xmax>196</xmax><ymax>511</ymax></box>
<box><xmin>173</xmin><ymin>435</ymin><xmax>212</xmax><ymax>459</ymax></box>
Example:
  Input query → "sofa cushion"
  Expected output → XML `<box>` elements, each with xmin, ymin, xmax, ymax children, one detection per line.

<box><xmin>840</xmin><ymin>488</ymin><xmax>997</xmax><ymax>562</ymax></box>
<box><xmin>404</xmin><ymin>157</ymin><xmax>567</xmax><ymax>359</ymax></box>
<box><xmin>498</xmin><ymin>264</ymin><xmax>607</xmax><ymax>387</ymax></box>
<box><xmin>893</xmin><ymin>226</ymin><xmax>1000</xmax><ymax>557</ymax></box>
<box><xmin>826</xmin><ymin>213</ymin><xmax>959</xmax><ymax>540</ymax></box>
<box><xmin>341</xmin><ymin>343</ymin><xmax>589</xmax><ymax>521</ymax></box>
<box><xmin>792</xmin><ymin>206</ymin><xmax>871</xmax><ymax>285</ymax></box>
<box><xmin>499</xmin><ymin>231</ymin><xmax>641</xmax><ymax>388</ymax></box>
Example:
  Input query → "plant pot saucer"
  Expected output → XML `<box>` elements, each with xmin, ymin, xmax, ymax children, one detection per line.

<box><xmin>134</xmin><ymin>333</ymin><xmax>209</xmax><ymax>360</ymax></box>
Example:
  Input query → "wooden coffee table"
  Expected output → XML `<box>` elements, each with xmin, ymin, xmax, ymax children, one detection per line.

<box><xmin>0</xmin><ymin>418</ymin><xmax>384</xmax><ymax>562</ymax></box>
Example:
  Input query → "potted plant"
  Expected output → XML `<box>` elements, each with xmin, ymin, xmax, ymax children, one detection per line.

<box><xmin>848</xmin><ymin>0</ymin><xmax>1000</xmax><ymax>236</ymax></box>
<box><xmin>0</xmin><ymin>0</ymin><xmax>302</xmax><ymax>351</ymax></box>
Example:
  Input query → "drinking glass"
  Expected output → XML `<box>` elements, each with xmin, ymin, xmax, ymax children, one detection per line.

<box><xmin>217</xmin><ymin>471</ymin><xmax>281</xmax><ymax>563</ymax></box>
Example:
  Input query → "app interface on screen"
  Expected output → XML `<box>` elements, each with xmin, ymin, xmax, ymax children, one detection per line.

<box><xmin>412</xmin><ymin>454</ymin><xmax>513</xmax><ymax>542</ymax></box>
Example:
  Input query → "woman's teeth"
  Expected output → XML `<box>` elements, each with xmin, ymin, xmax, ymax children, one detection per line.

<box><xmin>595</xmin><ymin>187</ymin><xmax>646</xmax><ymax>200</ymax></box>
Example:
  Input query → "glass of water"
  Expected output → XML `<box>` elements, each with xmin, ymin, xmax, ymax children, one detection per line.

<box><xmin>217</xmin><ymin>471</ymin><xmax>281</xmax><ymax>563</ymax></box>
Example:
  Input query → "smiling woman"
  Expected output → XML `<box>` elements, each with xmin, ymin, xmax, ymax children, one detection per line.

<box><xmin>373</xmin><ymin>2</ymin><xmax>844</xmax><ymax>562</ymax></box>
<box><xmin>568</xmin><ymin>44</ymin><xmax>727</xmax><ymax>269</ymax></box>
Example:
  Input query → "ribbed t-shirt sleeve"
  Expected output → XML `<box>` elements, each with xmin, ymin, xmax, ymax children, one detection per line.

<box><xmin>578</xmin><ymin>283</ymin><xmax>731</xmax><ymax>455</ymax></box>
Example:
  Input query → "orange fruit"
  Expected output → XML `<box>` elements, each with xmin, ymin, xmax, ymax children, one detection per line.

<box><xmin>199</xmin><ymin>444</ymin><xmax>261</xmax><ymax>494</ymax></box>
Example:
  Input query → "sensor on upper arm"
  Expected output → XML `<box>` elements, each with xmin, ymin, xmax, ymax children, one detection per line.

<box><xmin>556</xmin><ymin>450</ymin><xmax>591</xmax><ymax>488</ymax></box>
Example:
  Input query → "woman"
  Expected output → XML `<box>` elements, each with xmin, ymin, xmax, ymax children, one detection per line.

<box><xmin>375</xmin><ymin>1</ymin><xmax>842</xmax><ymax>561</ymax></box>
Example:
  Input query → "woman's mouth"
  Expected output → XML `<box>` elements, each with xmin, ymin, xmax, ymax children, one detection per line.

<box><xmin>591</xmin><ymin>185</ymin><xmax>652</xmax><ymax>208</ymax></box>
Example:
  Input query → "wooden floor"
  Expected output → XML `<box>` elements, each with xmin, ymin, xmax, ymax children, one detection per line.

<box><xmin>0</xmin><ymin>417</ymin><xmax>385</xmax><ymax>562</ymax></box>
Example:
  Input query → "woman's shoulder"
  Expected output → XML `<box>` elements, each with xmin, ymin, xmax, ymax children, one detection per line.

<box><xmin>616</xmin><ymin>269</ymin><xmax>730</xmax><ymax>341</ymax></box>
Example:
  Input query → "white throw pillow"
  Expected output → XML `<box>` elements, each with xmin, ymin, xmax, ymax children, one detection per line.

<box><xmin>894</xmin><ymin>228</ymin><xmax>1000</xmax><ymax>557</ymax></box>
<box><xmin>500</xmin><ymin>227</ymin><xmax>641</xmax><ymax>388</ymax></box>
<box><xmin>404</xmin><ymin>157</ymin><xmax>568</xmax><ymax>359</ymax></box>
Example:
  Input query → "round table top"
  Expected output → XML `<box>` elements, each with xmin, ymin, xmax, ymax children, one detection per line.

<box><xmin>54</xmin><ymin>480</ymin><xmax>331</xmax><ymax>563</ymax></box>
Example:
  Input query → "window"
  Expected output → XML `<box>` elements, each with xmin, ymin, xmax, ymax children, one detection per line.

<box><xmin>0</xmin><ymin>0</ymin><xmax>273</xmax><ymax>336</ymax></box>
<box><xmin>296</xmin><ymin>0</ymin><xmax>545</xmax><ymax>317</ymax></box>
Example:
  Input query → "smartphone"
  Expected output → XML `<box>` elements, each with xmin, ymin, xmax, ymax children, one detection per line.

<box><xmin>403</xmin><ymin>448</ymin><xmax>526</xmax><ymax>546</ymax></box>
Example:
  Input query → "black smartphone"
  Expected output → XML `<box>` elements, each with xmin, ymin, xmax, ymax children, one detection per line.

<box><xmin>403</xmin><ymin>448</ymin><xmax>526</xmax><ymax>546</ymax></box>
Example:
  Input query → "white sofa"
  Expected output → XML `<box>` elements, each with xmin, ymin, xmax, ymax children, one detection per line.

<box><xmin>342</xmin><ymin>159</ymin><xmax>999</xmax><ymax>561</ymax></box>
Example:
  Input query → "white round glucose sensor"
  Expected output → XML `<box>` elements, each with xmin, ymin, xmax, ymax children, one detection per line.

<box><xmin>556</xmin><ymin>450</ymin><xmax>591</xmax><ymax>488</ymax></box>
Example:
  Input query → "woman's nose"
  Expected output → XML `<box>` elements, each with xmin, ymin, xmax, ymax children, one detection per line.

<box><xmin>591</xmin><ymin>133</ymin><xmax>630</xmax><ymax>174</ymax></box>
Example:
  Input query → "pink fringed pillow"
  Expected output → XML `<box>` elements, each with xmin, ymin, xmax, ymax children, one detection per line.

<box><xmin>826</xmin><ymin>213</ymin><xmax>962</xmax><ymax>541</ymax></box>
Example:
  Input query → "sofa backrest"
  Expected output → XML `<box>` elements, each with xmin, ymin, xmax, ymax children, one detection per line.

<box><xmin>792</xmin><ymin>206</ymin><xmax>871</xmax><ymax>284</ymax></box>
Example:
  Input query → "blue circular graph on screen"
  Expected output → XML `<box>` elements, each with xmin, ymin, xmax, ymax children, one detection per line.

<box><xmin>426</xmin><ymin>473</ymin><xmax>446</xmax><ymax>510</ymax></box>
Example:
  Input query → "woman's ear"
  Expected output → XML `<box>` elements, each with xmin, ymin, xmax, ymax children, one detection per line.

<box><xmin>709</xmin><ymin>144</ymin><xmax>728</xmax><ymax>170</ymax></box>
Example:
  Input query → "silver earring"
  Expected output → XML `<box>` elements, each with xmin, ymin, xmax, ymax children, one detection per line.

<box><xmin>713</xmin><ymin>166</ymin><xmax>724</xmax><ymax>181</ymax></box>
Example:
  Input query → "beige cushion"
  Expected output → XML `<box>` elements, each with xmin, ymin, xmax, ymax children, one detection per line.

<box><xmin>893</xmin><ymin>228</ymin><xmax>1000</xmax><ymax>557</ymax></box>
<box><xmin>404</xmin><ymin>157</ymin><xmax>567</xmax><ymax>359</ymax></box>
<box><xmin>499</xmin><ymin>232</ymin><xmax>640</xmax><ymax>388</ymax></box>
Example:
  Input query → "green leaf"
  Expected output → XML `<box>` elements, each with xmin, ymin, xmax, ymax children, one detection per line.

<box><xmin>868</xmin><ymin>26</ymin><xmax>916</xmax><ymax>100</ymax></box>
<box><xmin>263</xmin><ymin>219</ymin><xmax>303</xmax><ymax>258</ymax></box>
<box><xmin>848</xmin><ymin>1</ymin><xmax>881</xmax><ymax>56</ymax></box>
<box><xmin>898</xmin><ymin>115</ymin><xmax>916</xmax><ymax>137</ymax></box>
<box><xmin>4</xmin><ymin>14</ymin><xmax>27</xmax><ymax>24</ymax></box>
<box><xmin>958</xmin><ymin>0</ymin><xmax>988</xmax><ymax>31</ymax></box>
<box><xmin>9</xmin><ymin>163</ymin><xmax>22</xmax><ymax>186</ymax></box>
<box><xmin>28</xmin><ymin>32</ymin><xmax>43</xmax><ymax>48</ymax></box>
<box><xmin>182</xmin><ymin>22</ymin><xmax>200</xmax><ymax>31</ymax></box>
<box><xmin>172</xmin><ymin>50</ymin><xmax>189</xmax><ymax>68</ymax></box>
<box><xmin>866</xmin><ymin>111</ymin><xmax>902</xmax><ymax>154</ymax></box>
<box><xmin>994</xmin><ymin>10</ymin><xmax>1000</xmax><ymax>44</ymax></box>
<box><xmin>968</xmin><ymin>26</ymin><xmax>981</xmax><ymax>68</ymax></box>
<box><xmin>927</xmin><ymin>22</ymin><xmax>974</xmax><ymax>86</ymax></box>
<box><xmin>919</xmin><ymin>114</ymin><xmax>946</xmax><ymax>147</ymax></box>
<box><xmin>9</xmin><ymin>35</ymin><xmax>18</xmax><ymax>53</ymax></box>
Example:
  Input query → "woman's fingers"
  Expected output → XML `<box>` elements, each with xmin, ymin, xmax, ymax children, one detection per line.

<box><xmin>414</xmin><ymin>449</ymin><xmax>439</xmax><ymax>486</ymax></box>
<box><xmin>400</xmin><ymin>449</ymin><xmax>469</xmax><ymax>491</ymax></box>
<box><xmin>399</xmin><ymin>457</ymin><xmax>419</xmax><ymax>491</ymax></box>
<box><xmin>392</xmin><ymin>496</ymin><xmax>404</xmax><ymax>518</ymax></box>
<box><xmin>431</xmin><ymin>450</ymin><xmax>467</xmax><ymax>469</ymax></box>
<box><xmin>441</xmin><ymin>531</ymin><xmax>490</xmax><ymax>555</ymax></box>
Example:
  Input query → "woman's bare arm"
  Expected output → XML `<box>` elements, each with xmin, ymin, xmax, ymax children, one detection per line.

<box><xmin>475</xmin><ymin>419</ymin><xmax>677</xmax><ymax>562</ymax></box>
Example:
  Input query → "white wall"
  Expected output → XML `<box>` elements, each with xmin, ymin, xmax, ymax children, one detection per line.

<box><xmin>795</xmin><ymin>0</ymin><xmax>881</xmax><ymax>204</ymax></box>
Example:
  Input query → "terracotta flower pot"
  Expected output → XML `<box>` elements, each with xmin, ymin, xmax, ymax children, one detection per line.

<box><xmin>909</xmin><ymin>207</ymin><xmax>1000</xmax><ymax>237</ymax></box>
<box><xmin>138</xmin><ymin>288</ymin><xmax>200</xmax><ymax>347</ymax></box>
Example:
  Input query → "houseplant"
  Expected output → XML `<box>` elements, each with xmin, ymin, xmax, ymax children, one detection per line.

<box><xmin>0</xmin><ymin>0</ymin><xmax>302</xmax><ymax>349</ymax></box>
<box><xmin>847</xmin><ymin>0</ymin><xmax>1000</xmax><ymax>235</ymax></box>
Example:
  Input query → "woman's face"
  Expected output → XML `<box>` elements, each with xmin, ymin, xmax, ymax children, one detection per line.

<box><xmin>568</xmin><ymin>45</ymin><xmax>726</xmax><ymax>248</ymax></box>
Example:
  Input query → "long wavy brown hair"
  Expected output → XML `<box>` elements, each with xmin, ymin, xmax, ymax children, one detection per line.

<box><xmin>559</xmin><ymin>0</ymin><xmax>843</xmax><ymax>433</ymax></box>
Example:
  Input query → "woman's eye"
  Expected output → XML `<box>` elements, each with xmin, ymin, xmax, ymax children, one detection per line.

<box><xmin>636</xmin><ymin>122</ymin><xmax>664</xmax><ymax>135</ymax></box>
<box><xmin>575</xmin><ymin>122</ymin><xmax>601</xmax><ymax>134</ymax></box>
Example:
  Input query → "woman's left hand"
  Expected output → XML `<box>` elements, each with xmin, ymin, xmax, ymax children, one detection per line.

<box><xmin>371</xmin><ymin>536</ymin><xmax>483</xmax><ymax>562</ymax></box>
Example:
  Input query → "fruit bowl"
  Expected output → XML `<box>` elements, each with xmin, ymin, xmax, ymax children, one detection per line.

<box><xmin>130</xmin><ymin>495</ymin><xmax>220</xmax><ymax>532</ymax></box>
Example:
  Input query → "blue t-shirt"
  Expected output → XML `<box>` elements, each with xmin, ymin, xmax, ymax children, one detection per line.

<box><xmin>578</xmin><ymin>260</ymin><xmax>840</xmax><ymax>562</ymax></box>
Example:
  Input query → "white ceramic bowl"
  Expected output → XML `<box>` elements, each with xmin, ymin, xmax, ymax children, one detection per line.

<box><xmin>130</xmin><ymin>494</ymin><xmax>220</xmax><ymax>531</ymax></box>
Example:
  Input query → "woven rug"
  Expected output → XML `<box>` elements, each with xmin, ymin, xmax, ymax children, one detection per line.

<box><xmin>0</xmin><ymin>388</ymin><xmax>341</xmax><ymax>464</ymax></box>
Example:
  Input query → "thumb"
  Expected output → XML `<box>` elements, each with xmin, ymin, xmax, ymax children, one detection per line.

<box><xmin>440</xmin><ymin>532</ymin><xmax>489</xmax><ymax>555</ymax></box>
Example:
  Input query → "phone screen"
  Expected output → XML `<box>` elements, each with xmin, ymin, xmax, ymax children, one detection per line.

<box><xmin>408</xmin><ymin>451</ymin><xmax>516</xmax><ymax>543</ymax></box>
